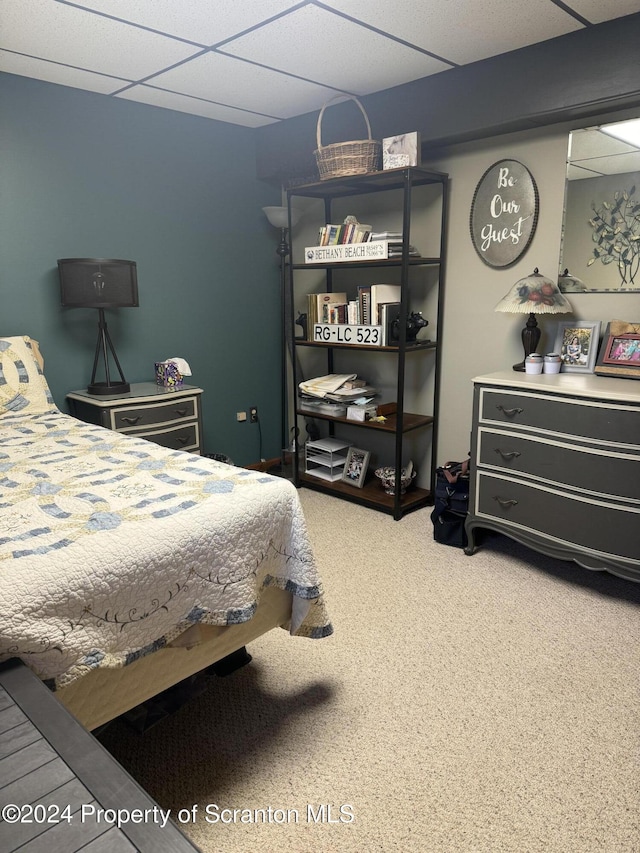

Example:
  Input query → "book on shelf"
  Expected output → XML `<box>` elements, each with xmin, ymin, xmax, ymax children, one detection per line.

<box><xmin>369</xmin><ymin>231</ymin><xmax>402</xmax><ymax>241</ymax></box>
<box><xmin>357</xmin><ymin>285</ymin><xmax>371</xmax><ymax>325</ymax></box>
<box><xmin>370</xmin><ymin>284</ymin><xmax>401</xmax><ymax>327</ymax></box>
<box><xmin>307</xmin><ymin>291</ymin><xmax>347</xmax><ymax>335</ymax></box>
<box><xmin>379</xmin><ymin>301</ymin><xmax>402</xmax><ymax>346</ymax></box>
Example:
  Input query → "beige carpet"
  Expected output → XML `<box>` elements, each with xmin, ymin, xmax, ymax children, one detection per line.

<box><xmin>98</xmin><ymin>489</ymin><xmax>640</xmax><ymax>853</ymax></box>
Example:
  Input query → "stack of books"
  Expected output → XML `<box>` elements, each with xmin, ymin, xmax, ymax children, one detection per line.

<box><xmin>308</xmin><ymin>285</ymin><xmax>402</xmax><ymax>341</ymax></box>
<box><xmin>369</xmin><ymin>232</ymin><xmax>420</xmax><ymax>257</ymax></box>
<box><xmin>317</xmin><ymin>222</ymin><xmax>372</xmax><ymax>245</ymax></box>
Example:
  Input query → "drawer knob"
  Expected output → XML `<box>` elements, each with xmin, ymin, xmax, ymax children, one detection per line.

<box><xmin>496</xmin><ymin>405</ymin><xmax>523</xmax><ymax>418</ymax></box>
<box><xmin>174</xmin><ymin>408</ymin><xmax>188</xmax><ymax>416</ymax></box>
<box><xmin>178</xmin><ymin>435</ymin><xmax>189</xmax><ymax>445</ymax></box>
<box><xmin>120</xmin><ymin>416</ymin><xmax>142</xmax><ymax>425</ymax></box>
<box><xmin>494</xmin><ymin>448</ymin><xmax>521</xmax><ymax>461</ymax></box>
<box><xmin>493</xmin><ymin>496</ymin><xmax>518</xmax><ymax>509</ymax></box>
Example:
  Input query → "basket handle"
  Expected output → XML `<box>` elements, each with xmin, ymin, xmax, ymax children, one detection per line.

<box><xmin>316</xmin><ymin>95</ymin><xmax>373</xmax><ymax>149</ymax></box>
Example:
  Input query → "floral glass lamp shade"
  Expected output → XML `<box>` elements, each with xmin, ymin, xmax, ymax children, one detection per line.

<box><xmin>494</xmin><ymin>268</ymin><xmax>572</xmax><ymax>371</ymax></box>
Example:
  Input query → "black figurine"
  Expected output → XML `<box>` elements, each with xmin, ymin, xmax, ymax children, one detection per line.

<box><xmin>390</xmin><ymin>311</ymin><xmax>428</xmax><ymax>344</ymax></box>
<box><xmin>296</xmin><ymin>311</ymin><xmax>308</xmax><ymax>340</ymax></box>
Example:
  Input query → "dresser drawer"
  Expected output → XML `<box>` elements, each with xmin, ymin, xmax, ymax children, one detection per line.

<box><xmin>109</xmin><ymin>397</ymin><xmax>198</xmax><ymax>432</ymax></box>
<box><xmin>475</xmin><ymin>472</ymin><xmax>640</xmax><ymax>562</ymax></box>
<box><xmin>479</xmin><ymin>388</ymin><xmax>640</xmax><ymax>447</ymax></box>
<box><xmin>134</xmin><ymin>422</ymin><xmax>200</xmax><ymax>452</ymax></box>
<box><xmin>477</xmin><ymin>427</ymin><xmax>640</xmax><ymax>502</ymax></box>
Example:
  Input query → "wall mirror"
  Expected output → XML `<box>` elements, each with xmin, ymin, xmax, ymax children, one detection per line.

<box><xmin>559</xmin><ymin>116</ymin><xmax>640</xmax><ymax>293</ymax></box>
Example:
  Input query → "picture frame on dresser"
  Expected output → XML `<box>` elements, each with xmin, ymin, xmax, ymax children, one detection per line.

<box><xmin>554</xmin><ymin>320</ymin><xmax>601</xmax><ymax>373</ymax></box>
<box><xmin>595</xmin><ymin>320</ymin><xmax>640</xmax><ymax>378</ymax></box>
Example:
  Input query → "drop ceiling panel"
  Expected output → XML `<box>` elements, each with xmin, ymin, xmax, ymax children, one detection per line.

<box><xmin>3</xmin><ymin>0</ymin><xmax>198</xmax><ymax>79</ymax></box>
<box><xmin>574</xmin><ymin>151</ymin><xmax>640</xmax><ymax>175</ymax></box>
<box><xmin>0</xmin><ymin>50</ymin><xmax>128</xmax><ymax>94</ymax></box>
<box><xmin>319</xmin><ymin>0</ymin><xmax>583</xmax><ymax>64</ymax></box>
<box><xmin>64</xmin><ymin>0</ymin><xmax>303</xmax><ymax>46</ymax></box>
<box><xmin>220</xmin><ymin>4</ymin><xmax>451</xmax><ymax>94</ymax></box>
<box><xmin>563</xmin><ymin>0</ymin><xmax>640</xmax><ymax>24</ymax></box>
<box><xmin>2</xmin><ymin>1</ymin><xmax>637</xmax><ymax>128</ymax></box>
<box><xmin>146</xmin><ymin>52</ymin><xmax>339</xmax><ymax>119</ymax></box>
<box><xmin>567</xmin><ymin>163</ymin><xmax>604</xmax><ymax>180</ymax></box>
<box><xmin>115</xmin><ymin>85</ymin><xmax>277</xmax><ymax>126</ymax></box>
<box><xmin>569</xmin><ymin>128</ymin><xmax>637</xmax><ymax>161</ymax></box>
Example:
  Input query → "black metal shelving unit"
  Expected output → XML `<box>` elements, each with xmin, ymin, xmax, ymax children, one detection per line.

<box><xmin>287</xmin><ymin>166</ymin><xmax>448</xmax><ymax>520</ymax></box>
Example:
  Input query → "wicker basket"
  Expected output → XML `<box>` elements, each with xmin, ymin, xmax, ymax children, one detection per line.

<box><xmin>314</xmin><ymin>96</ymin><xmax>381</xmax><ymax>181</ymax></box>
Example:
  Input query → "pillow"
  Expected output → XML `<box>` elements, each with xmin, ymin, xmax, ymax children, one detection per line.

<box><xmin>0</xmin><ymin>335</ymin><xmax>57</xmax><ymax>414</ymax></box>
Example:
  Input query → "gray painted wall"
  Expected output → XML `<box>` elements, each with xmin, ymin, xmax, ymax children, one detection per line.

<box><xmin>0</xmin><ymin>73</ymin><xmax>282</xmax><ymax>466</ymax></box>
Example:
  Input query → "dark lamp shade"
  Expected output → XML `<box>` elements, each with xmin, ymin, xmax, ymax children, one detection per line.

<box><xmin>58</xmin><ymin>258</ymin><xmax>138</xmax><ymax>308</ymax></box>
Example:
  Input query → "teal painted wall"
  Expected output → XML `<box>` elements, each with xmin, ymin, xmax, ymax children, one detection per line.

<box><xmin>0</xmin><ymin>73</ymin><xmax>282</xmax><ymax>465</ymax></box>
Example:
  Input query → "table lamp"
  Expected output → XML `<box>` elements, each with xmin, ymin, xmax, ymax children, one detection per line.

<box><xmin>494</xmin><ymin>268</ymin><xmax>572</xmax><ymax>371</ymax></box>
<box><xmin>58</xmin><ymin>258</ymin><xmax>138</xmax><ymax>395</ymax></box>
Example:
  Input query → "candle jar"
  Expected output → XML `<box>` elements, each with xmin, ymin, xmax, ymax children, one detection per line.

<box><xmin>525</xmin><ymin>353</ymin><xmax>543</xmax><ymax>375</ymax></box>
<box><xmin>543</xmin><ymin>353</ymin><xmax>562</xmax><ymax>374</ymax></box>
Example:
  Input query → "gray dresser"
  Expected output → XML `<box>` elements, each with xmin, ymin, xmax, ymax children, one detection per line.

<box><xmin>465</xmin><ymin>371</ymin><xmax>640</xmax><ymax>582</ymax></box>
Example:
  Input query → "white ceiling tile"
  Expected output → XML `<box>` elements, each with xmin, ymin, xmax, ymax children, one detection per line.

<box><xmin>569</xmin><ymin>127</ymin><xmax>637</xmax><ymax>161</ymax></box>
<box><xmin>0</xmin><ymin>0</ymin><xmax>635</xmax><ymax>129</ymax></box>
<box><xmin>0</xmin><ymin>50</ymin><xmax>128</xmax><ymax>93</ymax></box>
<box><xmin>576</xmin><ymin>152</ymin><xmax>640</xmax><ymax>175</ymax></box>
<box><xmin>115</xmin><ymin>85</ymin><xmax>277</xmax><ymax>126</ymax></box>
<box><xmin>220</xmin><ymin>5</ymin><xmax>450</xmax><ymax>94</ymax></box>
<box><xmin>320</xmin><ymin>0</ymin><xmax>583</xmax><ymax>64</ymax></box>
<box><xmin>2</xmin><ymin>0</ymin><xmax>198</xmax><ymax>80</ymax></box>
<box><xmin>561</xmin><ymin>0</ymin><xmax>640</xmax><ymax>24</ymax></box>
<box><xmin>567</xmin><ymin>163</ymin><xmax>604</xmax><ymax>180</ymax></box>
<box><xmin>63</xmin><ymin>0</ymin><xmax>303</xmax><ymax>45</ymax></box>
<box><xmin>147</xmin><ymin>52</ymin><xmax>339</xmax><ymax>119</ymax></box>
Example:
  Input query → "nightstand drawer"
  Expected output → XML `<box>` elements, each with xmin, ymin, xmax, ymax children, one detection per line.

<box><xmin>109</xmin><ymin>397</ymin><xmax>198</xmax><ymax>432</ymax></box>
<box><xmin>475</xmin><ymin>472</ymin><xmax>640</xmax><ymax>562</ymax></box>
<box><xmin>480</xmin><ymin>388</ymin><xmax>640</xmax><ymax>447</ymax></box>
<box><xmin>135</xmin><ymin>422</ymin><xmax>200</xmax><ymax>452</ymax></box>
<box><xmin>477</xmin><ymin>427</ymin><xmax>640</xmax><ymax>501</ymax></box>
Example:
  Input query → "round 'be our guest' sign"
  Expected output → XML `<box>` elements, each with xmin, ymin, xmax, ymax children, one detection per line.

<box><xmin>469</xmin><ymin>159</ymin><xmax>539</xmax><ymax>268</ymax></box>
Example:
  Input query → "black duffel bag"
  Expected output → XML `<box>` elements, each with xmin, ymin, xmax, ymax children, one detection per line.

<box><xmin>430</xmin><ymin>459</ymin><xmax>470</xmax><ymax>548</ymax></box>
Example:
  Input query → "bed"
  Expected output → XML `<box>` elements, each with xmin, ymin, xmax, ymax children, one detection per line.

<box><xmin>0</xmin><ymin>336</ymin><xmax>332</xmax><ymax>730</ymax></box>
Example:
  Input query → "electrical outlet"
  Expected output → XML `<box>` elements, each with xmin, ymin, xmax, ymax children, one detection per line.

<box><xmin>249</xmin><ymin>406</ymin><xmax>258</xmax><ymax>423</ymax></box>
<box><xmin>236</xmin><ymin>411</ymin><xmax>247</xmax><ymax>423</ymax></box>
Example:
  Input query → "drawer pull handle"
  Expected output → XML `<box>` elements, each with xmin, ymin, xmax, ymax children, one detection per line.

<box><xmin>178</xmin><ymin>436</ymin><xmax>189</xmax><ymax>445</ymax></box>
<box><xmin>174</xmin><ymin>408</ymin><xmax>188</xmax><ymax>416</ymax></box>
<box><xmin>120</xmin><ymin>416</ymin><xmax>142</xmax><ymax>425</ymax></box>
<box><xmin>494</xmin><ymin>448</ymin><xmax>521</xmax><ymax>461</ymax></box>
<box><xmin>493</xmin><ymin>496</ymin><xmax>518</xmax><ymax>509</ymax></box>
<box><xmin>496</xmin><ymin>405</ymin><xmax>523</xmax><ymax>417</ymax></box>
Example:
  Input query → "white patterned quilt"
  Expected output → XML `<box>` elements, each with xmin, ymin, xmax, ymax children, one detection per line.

<box><xmin>0</xmin><ymin>411</ymin><xmax>332</xmax><ymax>688</ymax></box>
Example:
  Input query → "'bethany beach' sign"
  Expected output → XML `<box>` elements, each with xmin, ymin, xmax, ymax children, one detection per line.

<box><xmin>469</xmin><ymin>159</ymin><xmax>539</xmax><ymax>268</ymax></box>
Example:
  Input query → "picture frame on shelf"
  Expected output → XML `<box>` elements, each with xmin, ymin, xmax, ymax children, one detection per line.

<box><xmin>341</xmin><ymin>447</ymin><xmax>370</xmax><ymax>488</ymax></box>
<box><xmin>595</xmin><ymin>320</ymin><xmax>640</xmax><ymax>379</ymax></box>
<box><xmin>382</xmin><ymin>132</ymin><xmax>420</xmax><ymax>169</ymax></box>
<box><xmin>554</xmin><ymin>320</ymin><xmax>601</xmax><ymax>373</ymax></box>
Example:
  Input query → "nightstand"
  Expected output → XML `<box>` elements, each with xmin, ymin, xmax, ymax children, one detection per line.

<box><xmin>67</xmin><ymin>382</ymin><xmax>204</xmax><ymax>454</ymax></box>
